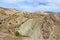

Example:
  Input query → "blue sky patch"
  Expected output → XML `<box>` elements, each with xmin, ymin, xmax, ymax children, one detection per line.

<box><xmin>0</xmin><ymin>0</ymin><xmax>60</xmax><ymax>12</ymax></box>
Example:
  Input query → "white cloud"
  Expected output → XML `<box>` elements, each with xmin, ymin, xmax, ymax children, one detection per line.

<box><xmin>1</xmin><ymin>0</ymin><xmax>24</xmax><ymax>4</ymax></box>
<box><xmin>0</xmin><ymin>0</ymin><xmax>60</xmax><ymax>12</ymax></box>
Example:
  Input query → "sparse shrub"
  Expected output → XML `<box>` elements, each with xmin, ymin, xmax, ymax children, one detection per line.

<box><xmin>14</xmin><ymin>31</ymin><xmax>29</xmax><ymax>37</ymax></box>
<box><xmin>14</xmin><ymin>31</ymin><xmax>20</xmax><ymax>36</ymax></box>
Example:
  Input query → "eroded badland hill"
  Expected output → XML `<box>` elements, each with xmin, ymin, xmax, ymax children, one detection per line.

<box><xmin>0</xmin><ymin>7</ymin><xmax>60</xmax><ymax>40</ymax></box>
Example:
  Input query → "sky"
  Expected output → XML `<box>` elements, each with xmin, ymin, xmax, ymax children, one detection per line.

<box><xmin>0</xmin><ymin>0</ymin><xmax>60</xmax><ymax>12</ymax></box>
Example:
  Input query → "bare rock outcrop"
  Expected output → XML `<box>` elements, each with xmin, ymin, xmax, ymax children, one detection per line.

<box><xmin>0</xmin><ymin>7</ymin><xmax>60</xmax><ymax>40</ymax></box>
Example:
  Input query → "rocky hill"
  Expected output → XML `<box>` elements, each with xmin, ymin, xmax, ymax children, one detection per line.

<box><xmin>0</xmin><ymin>7</ymin><xmax>60</xmax><ymax>40</ymax></box>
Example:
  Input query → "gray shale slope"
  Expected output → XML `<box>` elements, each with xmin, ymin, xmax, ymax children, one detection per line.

<box><xmin>0</xmin><ymin>7</ymin><xmax>60</xmax><ymax>40</ymax></box>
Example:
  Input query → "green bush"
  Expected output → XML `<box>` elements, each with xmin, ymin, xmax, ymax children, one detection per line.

<box><xmin>14</xmin><ymin>31</ymin><xmax>21</xmax><ymax>36</ymax></box>
<box><xmin>14</xmin><ymin>31</ymin><xmax>29</xmax><ymax>37</ymax></box>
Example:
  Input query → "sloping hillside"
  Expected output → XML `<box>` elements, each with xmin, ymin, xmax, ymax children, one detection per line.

<box><xmin>0</xmin><ymin>7</ymin><xmax>60</xmax><ymax>40</ymax></box>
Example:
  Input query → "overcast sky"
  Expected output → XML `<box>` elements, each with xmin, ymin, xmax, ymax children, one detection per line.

<box><xmin>0</xmin><ymin>0</ymin><xmax>60</xmax><ymax>12</ymax></box>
